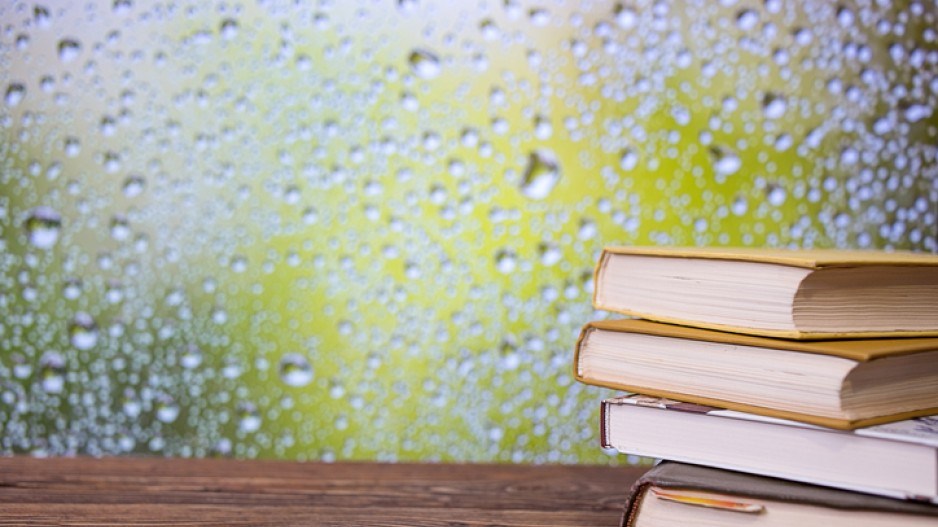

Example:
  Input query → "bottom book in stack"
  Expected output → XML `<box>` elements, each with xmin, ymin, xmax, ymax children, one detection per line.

<box><xmin>622</xmin><ymin>462</ymin><xmax>938</xmax><ymax>527</ymax></box>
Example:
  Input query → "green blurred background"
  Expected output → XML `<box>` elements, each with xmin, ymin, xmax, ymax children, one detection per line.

<box><xmin>0</xmin><ymin>0</ymin><xmax>935</xmax><ymax>462</ymax></box>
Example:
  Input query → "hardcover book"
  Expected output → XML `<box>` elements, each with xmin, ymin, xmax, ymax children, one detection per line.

<box><xmin>621</xmin><ymin>462</ymin><xmax>938</xmax><ymax>527</ymax></box>
<box><xmin>575</xmin><ymin>318</ymin><xmax>938</xmax><ymax>429</ymax></box>
<box><xmin>601</xmin><ymin>394</ymin><xmax>938</xmax><ymax>502</ymax></box>
<box><xmin>592</xmin><ymin>246</ymin><xmax>938</xmax><ymax>339</ymax></box>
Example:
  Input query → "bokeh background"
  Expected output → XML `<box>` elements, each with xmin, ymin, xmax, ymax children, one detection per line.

<box><xmin>1</xmin><ymin>0</ymin><xmax>936</xmax><ymax>462</ymax></box>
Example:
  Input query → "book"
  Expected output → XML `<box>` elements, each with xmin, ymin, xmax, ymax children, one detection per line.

<box><xmin>592</xmin><ymin>246</ymin><xmax>938</xmax><ymax>339</ymax></box>
<box><xmin>575</xmin><ymin>318</ymin><xmax>938</xmax><ymax>429</ymax></box>
<box><xmin>621</xmin><ymin>462</ymin><xmax>938</xmax><ymax>527</ymax></box>
<box><xmin>601</xmin><ymin>394</ymin><xmax>938</xmax><ymax>502</ymax></box>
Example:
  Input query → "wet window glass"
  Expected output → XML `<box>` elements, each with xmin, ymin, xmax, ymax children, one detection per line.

<box><xmin>0</xmin><ymin>0</ymin><xmax>935</xmax><ymax>461</ymax></box>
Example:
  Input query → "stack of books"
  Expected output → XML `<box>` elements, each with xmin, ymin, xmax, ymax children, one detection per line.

<box><xmin>573</xmin><ymin>246</ymin><xmax>938</xmax><ymax>526</ymax></box>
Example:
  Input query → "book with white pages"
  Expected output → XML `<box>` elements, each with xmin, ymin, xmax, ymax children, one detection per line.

<box><xmin>601</xmin><ymin>394</ymin><xmax>938</xmax><ymax>503</ymax></box>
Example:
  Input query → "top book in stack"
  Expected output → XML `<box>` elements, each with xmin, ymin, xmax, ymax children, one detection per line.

<box><xmin>593</xmin><ymin>246</ymin><xmax>938</xmax><ymax>340</ymax></box>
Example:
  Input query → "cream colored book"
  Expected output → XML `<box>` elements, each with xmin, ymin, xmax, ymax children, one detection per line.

<box><xmin>592</xmin><ymin>246</ymin><xmax>938</xmax><ymax>339</ymax></box>
<box><xmin>575</xmin><ymin>319</ymin><xmax>938</xmax><ymax>429</ymax></box>
<box><xmin>621</xmin><ymin>462</ymin><xmax>938</xmax><ymax>527</ymax></box>
<box><xmin>602</xmin><ymin>394</ymin><xmax>938</xmax><ymax>503</ymax></box>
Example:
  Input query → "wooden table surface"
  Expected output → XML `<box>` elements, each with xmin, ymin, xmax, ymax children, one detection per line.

<box><xmin>0</xmin><ymin>456</ymin><xmax>646</xmax><ymax>526</ymax></box>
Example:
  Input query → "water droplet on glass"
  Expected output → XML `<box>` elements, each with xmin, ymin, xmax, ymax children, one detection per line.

<box><xmin>5</xmin><ymin>83</ymin><xmax>25</xmax><ymax>107</ymax></box>
<box><xmin>736</xmin><ymin>9</ymin><xmax>758</xmax><ymax>31</ymax></box>
<box><xmin>578</xmin><ymin>218</ymin><xmax>597</xmax><ymax>240</ymax></box>
<box><xmin>279</xmin><ymin>353</ymin><xmax>314</xmax><ymax>387</ymax></box>
<box><xmin>495</xmin><ymin>249</ymin><xmax>517</xmax><ymax>273</ymax></box>
<box><xmin>180</xmin><ymin>344</ymin><xmax>202</xmax><ymax>369</ymax></box>
<box><xmin>39</xmin><ymin>351</ymin><xmax>66</xmax><ymax>393</ymax></box>
<box><xmin>479</xmin><ymin>18</ymin><xmax>499</xmax><ymax>40</ymax></box>
<box><xmin>110</xmin><ymin>215</ymin><xmax>130</xmax><ymax>241</ymax></box>
<box><xmin>619</xmin><ymin>148</ymin><xmax>639</xmax><ymax>171</ymax></box>
<box><xmin>123</xmin><ymin>174</ymin><xmax>145</xmax><ymax>197</ymax></box>
<box><xmin>710</xmin><ymin>146</ymin><xmax>741</xmax><ymax>177</ymax></box>
<box><xmin>840</xmin><ymin>147</ymin><xmax>859</xmax><ymax>166</ymax></box>
<box><xmin>58</xmin><ymin>39</ymin><xmax>81</xmax><ymax>62</ymax></box>
<box><xmin>238</xmin><ymin>403</ymin><xmax>262</xmax><ymax>432</ymax></box>
<box><xmin>24</xmin><ymin>207</ymin><xmax>62</xmax><ymax>249</ymax></box>
<box><xmin>538</xmin><ymin>242</ymin><xmax>562</xmax><ymax>266</ymax></box>
<box><xmin>34</xmin><ymin>5</ymin><xmax>51</xmax><ymax>27</ymax></box>
<box><xmin>113</xmin><ymin>0</ymin><xmax>133</xmax><ymax>15</ymax></box>
<box><xmin>520</xmin><ymin>149</ymin><xmax>560</xmax><ymax>200</ymax></box>
<box><xmin>220</xmin><ymin>18</ymin><xmax>238</xmax><ymax>39</ymax></box>
<box><xmin>222</xmin><ymin>357</ymin><xmax>243</xmax><ymax>379</ymax></box>
<box><xmin>836</xmin><ymin>6</ymin><xmax>854</xmax><ymax>27</ymax></box>
<box><xmin>408</xmin><ymin>48</ymin><xmax>441</xmax><ymax>79</ymax></box>
<box><xmin>534</xmin><ymin>115</ymin><xmax>552</xmax><ymax>139</ymax></box>
<box><xmin>156</xmin><ymin>397</ymin><xmax>180</xmax><ymax>423</ymax></box>
<box><xmin>69</xmin><ymin>312</ymin><xmax>98</xmax><ymax>350</ymax></box>
<box><xmin>904</xmin><ymin>104</ymin><xmax>932</xmax><ymax>123</ymax></box>
<box><xmin>766</xmin><ymin>184</ymin><xmax>787</xmax><ymax>206</ymax></box>
<box><xmin>64</xmin><ymin>137</ymin><xmax>80</xmax><ymax>157</ymax></box>
<box><xmin>231</xmin><ymin>255</ymin><xmax>248</xmax><ymax>273</ymax></box>
<box><xmin>614</xmin><ymin>4</ymin><xmax>637</xmax><ymax>28</ymax></box>
<box><xmin>529</xmin><ymin>8</ymin><xmax>550</xmax><ymax>26</ymax></box>
<box><xmin>106</xmin><ymin>280</ymin><xmax>124</xmax><ymax>304</ymax></box>
<box><xmin>63</xmin><ymin>278</ymin><xmax>82</xmax><ymax>299</ymax></box>
<box><xmin>762</xmin><ymin>93</ymin><xmax>787</xmax><ymax>119</ymax></box>
<box><xmin>122</xmin><ymin>391</ymin><xmax>141</xmax><ymax>418</ymax></box>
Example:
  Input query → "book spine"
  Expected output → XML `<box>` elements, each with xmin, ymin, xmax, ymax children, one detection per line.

<box><xmin>600</xmin><ymin>399</ymin><xmax>611</xmax><ymax>448</ymax></box>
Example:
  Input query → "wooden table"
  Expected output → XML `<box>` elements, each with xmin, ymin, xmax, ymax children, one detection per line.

<box><xmin>0</xmin><ymin>457</ymin><xmax>646</xmax><ymax>526</ymax></box>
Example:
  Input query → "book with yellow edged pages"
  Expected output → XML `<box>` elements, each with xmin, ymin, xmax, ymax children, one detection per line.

<box><xmin>575</xmin><ymin>319</ymin><xmax>938</xmax><ymax>429</ymax></box>
<box><xmin>601</xmin><ymin>394</ymin><xmax>938</xmax><ymax>503</ymax></box>
<box><xmin>621</xmin><ymin>462</ymin><xmax>938</xmax><ymax>527</ymax></box>
<box><xmin>592</xmin><ymin>246</ymin><xmax>938</xmax><ymax>339</ymax></box>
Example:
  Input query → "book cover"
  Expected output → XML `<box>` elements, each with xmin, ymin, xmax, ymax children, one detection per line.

<box><xmin>575</xmin><ymin>318</ymin><xmax>938</xmax><ymax>429</ymax></box>
<box><xmin>621</xmin><ymin>462</ymin><xmax>938</xmax><ymax>527</ymax></box>
<box><xmin>592</xmin><ymin>246</ymin><xmax>938</xmax><ymax>339</ymax></box>
<box><xmin>602</xmin><ymin>394</ymin><xmax>938</xmax><ymax>502</ymax></box>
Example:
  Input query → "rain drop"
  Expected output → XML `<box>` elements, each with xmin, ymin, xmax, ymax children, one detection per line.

<box><xmin>156</xmin><ymin>397</ymin><xmax>180</xmax><ymax>423</ymax></box>
<box><xmin>5</xmin><ymin>83</ymin><xmax>25</xmax><ymax>107</ymax></box>
<box><xmin>736</xmin><ymin>9</ymin><xmax>758</xmax><ymax>31</ymax></box>
<box><xmin>39</xmin><ymin>352</ymin><xmax>66</xmax><ymax>393</ymax></box>
<box><xmin>529</xmin><ymin>8</ymin><xmax>550</xmax><ymax>26</ymax></box>
<box><xmin>238</xmin><ymin>403</ymin><xmax>262</xmax><ymax>432</ymax></box>
<box><xmin>408</xmin><ymin>48</ymin><xmax>441</xmax><ymax>79</ymax></box>
<box><xmin>762</xmin><ymin>93</ymin><xmax>787</xmax><ymax>119</ymax></box>
<box><xmin>220</xmin><ymin>18</ymin><xmax>238</xmax><ymax>39</ymax></box>
<box><xmin>279</xmin><ymin>353</ymin><xmax>314</xmax><ymax>387</ymax></box>
<box><xmin>614</xmin><ymin>4</ymin><xmax>637</xmax><ymax>28</ymax></box>
<box><xmin>495</xmin><ymin>249</ymin><xmax>517</xmax><ymax>273</ymax></box>
<box><xmin>520</xmin><ymin>149</ymin><xmax>561</xmax><ymax>200</ymax></box>
<box><xmin>180</xmin><ymin>345</ymin><xmax>202</xmax><ymax>369</ymax></box>
<box><xmin>24</xmin><ymin>207</ymin><xmax>62</xmax><ymax>249</ymax></box>
<box><xmin>69</xmin><ymin>312</ymin><xmax>99</xmax><ymax>350</ymax></box>
<box><xmin>619</xmin><ymin>148</ymin><xmax>639</xmax><ymax>171</ymax></box>
<box><xmin>766</xmin><ymin>184</ymin><xmax>787</xmax><ymax>206</ymax></box>
<box><xmin>534</xmin><ymin>115</ymin><xmax>552</xmax><ymax>139</ymax></box>
<box><xmin>710</xmin><ymin>146</ymin><xmax>741</xmax><ymax>177</ymax></box>
<box><xmin>58</xmin><ymin>39</ymin><xmax>81</xmax><ymax>62</ymax></box>
<box><xmin>123</xmin><ymin>175</ymin><xmax>145</xmax><ymax>197</ymax></box>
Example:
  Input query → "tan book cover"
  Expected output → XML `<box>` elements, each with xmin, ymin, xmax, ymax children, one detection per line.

<box><xmin>592</xmin><ymin>246</ymin><xmax>938</xmax><ymax>339</ymax></box>
<box><xmin>598</xmin><ymin>246</ymin><xmax>938</xmax><ymax>269</ymax></box>
<box><xmin>575</xmin><ymin>319</ymin><xmax>938</xmax><ymax>430</ymax></box>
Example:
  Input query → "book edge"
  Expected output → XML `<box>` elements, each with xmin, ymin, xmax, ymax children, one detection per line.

<box><xmin>588</xmin><ymin>381</ymin><xmax>938</xmax><ymax>430</ymax></box>
<box><xmin>581</xmin><ymin>319</ymin><xmax>938</xmax><ymax>360</ymax></box>
<box><xmin>589</xmin><ymin>308</ymin><xmax>938</xmax><ymax>340</ymax></box>
<box><xmin>601</xmin><ymin>246</ymin><xmax>938</xmax><ymax>268</ymax></box>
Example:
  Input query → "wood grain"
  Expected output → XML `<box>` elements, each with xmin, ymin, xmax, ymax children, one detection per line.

<box><xmin>0</xmin><ymin>457</ymin><xmax>646</xmax><ymax>526</ymax></box>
